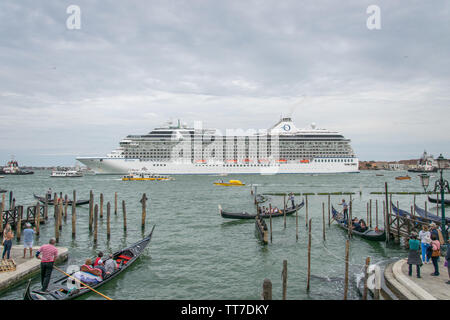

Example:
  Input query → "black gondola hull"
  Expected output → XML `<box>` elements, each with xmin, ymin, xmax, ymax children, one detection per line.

<box><xmin>331</xmin><ymin>207</ymin><xmax>386</xmax><ymax>241</ymax></box>
<box><xmin>220</xmin><ymin>201</ymin><xmax>304</xmax><ymax>220</ymax></box>
<box><xmin>24</xmin><ymin>225</ymin><xmax>155</xmax><ymax>300</ymax></box>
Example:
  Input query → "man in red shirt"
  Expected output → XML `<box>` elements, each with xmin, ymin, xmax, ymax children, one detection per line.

<box><xmin>36</xmin><ymin>238</ymin><xmax>58</xmax><ymax>292</ymax></box>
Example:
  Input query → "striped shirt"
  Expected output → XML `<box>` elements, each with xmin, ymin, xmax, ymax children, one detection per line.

<box><xmin>39</xmin><ymin>244</ymin><xmax>58</xmax><ymax>263</ymax></box>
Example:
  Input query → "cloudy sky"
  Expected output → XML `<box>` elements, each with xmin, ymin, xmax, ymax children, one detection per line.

<box><xmin>0</xmin><ymin>1</ymin><xmax>449</xmax><ymax>166</ymax></box>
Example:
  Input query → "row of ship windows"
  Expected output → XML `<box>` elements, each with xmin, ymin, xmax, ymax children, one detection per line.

<box><xmin>132</xmin><ymin>158</ymin><xmax>356</xmax><ymax>165</ymax></box>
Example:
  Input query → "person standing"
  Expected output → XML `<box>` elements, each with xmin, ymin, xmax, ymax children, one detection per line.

<box><xmin>407</xmin><ymin>233</ymin><xmax>422</xmax><ymax>278</ymax></box>
<box><xmin>36</xmin><ymin>238</ymin><xmax>58</xmax><ymax>292</ymax></box>
<box><xmin>22</xmin><ymin>223</ymin><xmax>36</xmax><ymax>258</ymax></box>
<box><xmin>430</xmin><ymin>234</ymin><xmax>441</xmax><ymax>276</ymax></box>
<box><xmin>2</xmin><ymin>223</ymin><xmax>14</xmax><ymax>260</ymax></box>
<box><xmin>340</xmin><ymin>199</ymin><xmax>349</xmax><ymax>221</ymax></box>
<box><xmin>418</xmin><ymin>225</ymin><xmax>431</xmax><ymax>264</ymax></box>
<box><xmin>288</xmin><ymin>193</ymin><xmax>295</xmax><ymax>208</ymax></box>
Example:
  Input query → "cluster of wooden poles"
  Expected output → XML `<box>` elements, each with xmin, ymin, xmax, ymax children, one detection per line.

<box><xmin>253</xmin><ymin>189</ymin><xmax>389</xmax><ymax>300</ymax></box>
<box><xmin>260</xmin><ymin>240</ymin><xmax>379</xmax><ymax>300</ymax></box>
<box><xmin>12</xmin><ymin>191</ymin><xmax>150</xmax><ymax>244</ymax></box>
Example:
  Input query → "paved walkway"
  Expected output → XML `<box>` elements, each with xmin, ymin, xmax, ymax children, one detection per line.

<box><xmin>0</xmin><ymin>245</ymin><xmax>68</xmax><ymax>292</ymax></box>
<box><xmin>390</xmin><ymin>258</ymin><xmax>450</xmax><ymax>300</ymax></box>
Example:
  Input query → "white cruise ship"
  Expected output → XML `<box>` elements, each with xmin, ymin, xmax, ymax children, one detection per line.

<box><xmin>76</xmin><ymin>117</ymin><xmax>359</xmax><ymax>175</ymax></box>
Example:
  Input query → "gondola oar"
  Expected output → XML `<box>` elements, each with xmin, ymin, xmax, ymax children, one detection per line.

<box><xmin>52</xmin><ymin>265</ymin><xmax>113</xmax><ymax>300</ymax></box>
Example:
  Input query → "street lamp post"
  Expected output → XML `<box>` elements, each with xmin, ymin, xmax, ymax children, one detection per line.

<box><xmin>421</xmin><ymin>154</ymin><xmax>449</xmax><ymax>243</ymax></box>
<box><xmin>435</xmin><ymin>154</ymin><xmax>449</xmax><ymax>243</ymax></box>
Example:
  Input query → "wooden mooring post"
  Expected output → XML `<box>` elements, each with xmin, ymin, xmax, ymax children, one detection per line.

<box><xmin>44</xmin><ymin>197</ymin><xmax>48</xmax><ymax>220</ymax></box>
<box><xmin>54</xmin><ymin>202</ymin><xmax>60</xmax><ymax>243</ymax></box>
<box><xmin>64</xmin><ymin>194</ymin><xmax>68</xmax><ymax>221</ymax></box>
<box><xmin>362</xmin><ymin>257</ymin><xmax>370</xmax><ymax>300</ymax></box>
<box><xmin>262</xmin><ymin>279</ymin><xmax>272</xmax><ymax>300</ymax></box>
<box><xmin>343</xmin><ymin>239</ymin><xmax>350</xmax><ymax>300</ymax></box>
<box><xmin>114</xmin><ymin>192</ymin><xmax>118</xmax><ymax>215</ymax></box>
<box><xmin>322</xmin><ymin>202</ymin><xmax>326</xmax><ymax>241</ymax></box>
<box><xmin>269</xmin><ymin>203</ymin><xmax>273</xmax><ymax>243</ymax></box>
<box><xmin>106</xmin><ymin>202</ymin><xmax>111</xmax><ymax>240</ymax></box>
<box><xmin>122</xmin><ymin>200</ymin><xmax>127</xmax><ymax>231</ymax></box>
<box><xmin>72</xmin><ymin>190</ymin><xmax>76</xmax><ymax>238</ymax></box>
<box><xmin>35</xmin><ymin>202</ymin><xmax>40</xmax><ymax>236</ymax></box>
<box><xmin>328</xmin><ymin>194</ymin><xmax>331</xmax><ymax>226</ymax></box>
<box><xmin>58</xmin><ymin>199</ymin><xmax>63</xmax><ymax>231</ymax></box>
<box><xmin>296</xmin><ymin>204</ymin><xmax>299</xmax><ymax>242</ymax></box>
<box><xmin>94</xmin><ymin>204</ymin><xmax>98</xmax><ymax>244</ymax></box>
<box><xmin>89</xmin><ymin>190</ymin><xmax>94</xmax><ymax>231</ymax></box>
<box><xmin>306</xmin><ymin>218</ymin><xmax>312</xmax><ymax>292</ymax></box>
<box><xmin>141</xmin><ymin>193</ymin><xmax>148</xmax><ymax>230</ymax></box>
<box><xmin>384</xmin><ymin>182</ymin><xmax>391</xmax><ymax>243</ymax></box>
<box><xmin>282</xmin><ymin>260</ymin><xmax>287</xmax><ymax>300</ymax></box>
<box><xmin>305</xmin><ymin>194</ymin><xmax>309</xmax><ymax>228</ymax></box>
<box><xmin>100</xmin><ymin>193</ymin><xmax>104</xmax><ymax>219</ymax></box>
<box><xmin>16</xmin><ymin>206</ymin><xmax>22</xmax><ymax>242</ymax></box>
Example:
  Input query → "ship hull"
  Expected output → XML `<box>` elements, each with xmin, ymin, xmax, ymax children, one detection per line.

<box><xmin>77</xmin><ymin>157</ymin><xmax>359</xmax><ymax>175</ymax></box>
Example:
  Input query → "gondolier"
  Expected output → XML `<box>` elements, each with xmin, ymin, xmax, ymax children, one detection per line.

<box><xmin>288</xmin><ymin>193</ymin><xmax>295</xmax><ymax>208</ymax></box>
<box><xmin>340</xmin><ymin>199</ymin><xmax>349</xmax><ymax>221</ymax></box>
<box><xmin>36</xmin><ymin>238</ymin><xmax>58</xmax><ymax>292</ymax></box>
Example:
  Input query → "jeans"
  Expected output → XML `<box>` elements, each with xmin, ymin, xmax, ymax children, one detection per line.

<box><xmin>431</xmin><ymin>256</ymin><xmax>440</xmax><ymax>275</ymax></box>
<box><xmin>40</xmin><ymin>262</ymin><xmax>54</xmax><ymax>291</ymax></box>
<box><xmin>421</xmin><ymin>243</ymin><xmax>430</xmax><ymax>263</ymax></box>
<box><xmin>408</xmin><ymin>264</ymin><xmax>421</xmax><ymax>277</ymax></box>
<box><xmin>2</xmin><ymin>240</ymin><xmax>12</xmax><ymax>259</ymax></box>
<box><xmin>343</xmin><ymin>208</ymin><xmax>348</xmax><ymax>221</ymax></box>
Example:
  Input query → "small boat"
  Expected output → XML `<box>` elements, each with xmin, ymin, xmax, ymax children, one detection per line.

<box><xmin>375</xmin><ymin>174</ymin><xmax>384</xmax><ymax>176</ymax></box>
<box><xmin>122</xmin><ymin>169</ymin><xmax>174</xmax><ymax>181</ymax></box>
<box><xmin>415</xmin><ymin>205</ymin><xmax>450</xmax><ymax>224</ymax></box>
<box><xmin>0</xmin><ymin>159</ymin><xmax>33</xmax><ymax>175</ymax></box>
<box><xmin>331</xmin><ymin>207</ymin><xmax>386</xmax><ymax>241</ymax></box>
<box><xmin>214</xmin><ymin>179</ymin><xmax>245</xmax><ymax>186</ymax></box>
<box><xmin>24</xmin><ymin>226</ymin><xmax>155</xmax><ymax>300</ymax></box>
<box><xmin>395</xmin><ymin>175</ymin><xmax>411</xmax><ymax>180</ymax></box>
<box><xmin>219</xmin><ymin>201</ymin><xmax>304</xmax><ymax>219</ymax></box>
<box><xmin>51</xmin><ymin>170</ymin><xmax>83</xmax><ymax>178</ymax></box>
<box><xmin>33</xmin><ymin>194</ymin><xmax>89</xmax><ymax>206</ymax></box>
<box><xmin>427</xmin><ymin>196</ymin><xmax>450</xmax><ymax>206</ymax></box>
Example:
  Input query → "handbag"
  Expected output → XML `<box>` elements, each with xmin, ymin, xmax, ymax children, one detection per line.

<box><xmin>431</xmin><ymin>249</ymin><xmax>440</xmax><ymax>257</ymax></box>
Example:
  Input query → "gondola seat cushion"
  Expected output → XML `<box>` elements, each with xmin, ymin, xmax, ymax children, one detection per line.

<box><xmin>73</xmin><ymin>271</ymin><xmax>103</xmax><ymax>285</ymax></box>
<box><xmin>80</xmin><ymin>264</ymin><xmax>103</xmax><ymax>277</ymax></box>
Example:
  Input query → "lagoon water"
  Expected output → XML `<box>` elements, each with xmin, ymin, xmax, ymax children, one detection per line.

<box><xmin>1</xmin><ymin>169</ymin><xmax>447</xmax><ymax>300</ymax></box>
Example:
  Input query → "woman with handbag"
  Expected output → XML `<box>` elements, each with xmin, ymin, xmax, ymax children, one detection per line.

<box><xmin>430</xmin><ymin>234</ymin><xmax>441</xmax><ymax>276</ymax></box>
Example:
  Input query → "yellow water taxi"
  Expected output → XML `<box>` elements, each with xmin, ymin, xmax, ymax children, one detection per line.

<box><xmin>395</xmin><ymin>175</ymin><xmax>411</xmax><ymax>180</ymax></box>
<box><xmin>214</xmin><ymin>179</ymin><xmax>245</xmax><ymax>186</ymax></box>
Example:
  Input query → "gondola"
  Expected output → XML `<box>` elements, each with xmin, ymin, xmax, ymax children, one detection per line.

<box><xmin>414</xmin><ymin>205</ymin><xmax>450</xmax><ymax>225</ymax></box>
<box><xmin>331</xmin><ymin>207</ymin><xmax>386</xmax><ymax>241</ymax></box>
<box><xmin>219</xmin><ymin>201</ymin><xmax>304</xmax><ymax>220</ymax></box>
<box><xmin>391</xmin><ymin>202</ymin><xmax>412</xmax><ymax>218</ymax></box>
<box><xmin>33</xmin><ymin>194</ymin><xmax>90</xmax><ymax>206</ymax></box>
<box><xmin>24</xmin><ymin>225</ymin><xmax>155</xmax><ymax>300</ymax></box>
<box><xmin>427</xmin><ymin>196</ymin><xmax>450</xmax><ymax>206</ymax></box>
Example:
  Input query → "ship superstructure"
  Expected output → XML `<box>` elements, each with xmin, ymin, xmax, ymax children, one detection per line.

<box><xmin>77</xmin><ymin>117</ymin><xmax>359</xmax><ymax>174</ymax></box>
